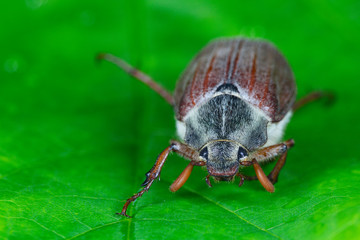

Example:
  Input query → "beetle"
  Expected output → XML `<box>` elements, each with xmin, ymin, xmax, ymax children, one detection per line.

<box><xmin>98</xmin><ymin>38</ymin><xmax>330</xmax><ymax>217</ymax></box>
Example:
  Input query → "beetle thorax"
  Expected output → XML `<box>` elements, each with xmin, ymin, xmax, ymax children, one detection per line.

<box><xmin>176</xmin><ymin>91</ymin><xmax>269</xmax><ymax>152</ymax></box>
<box><xmin>175</xmin><ymin>88</ymin><xmax>271</xmax><ymax>179</ymax></box>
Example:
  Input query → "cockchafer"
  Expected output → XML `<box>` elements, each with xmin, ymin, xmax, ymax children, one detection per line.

<box><xmin>98</xmin><ymin>38</ymin><xmax>332</xmax><ymax>217</ymax></box>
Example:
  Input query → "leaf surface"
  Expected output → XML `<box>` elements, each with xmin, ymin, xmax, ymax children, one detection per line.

<box><xmin>1</xmin><ymin>0</ymin><xmax>359</xmax><ymax>239</ymax></box>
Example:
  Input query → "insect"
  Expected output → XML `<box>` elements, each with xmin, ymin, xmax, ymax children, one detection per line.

<box><xmin>98</xmin><ymin>38</ymin><xmax>330</xmax><ymax>217</ymax></box>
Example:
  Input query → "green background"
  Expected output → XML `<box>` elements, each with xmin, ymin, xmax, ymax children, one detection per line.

<box><xmin>1</xmin><ymin>0</ymin><xmax>359</xmax><ymax>239</ymax></box>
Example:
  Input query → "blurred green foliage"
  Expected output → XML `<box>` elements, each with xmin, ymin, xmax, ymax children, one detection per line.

<box><xmin>0</xmin><ymin>0</ymin><xmax>359</xmax><ymax>239</ymax></box>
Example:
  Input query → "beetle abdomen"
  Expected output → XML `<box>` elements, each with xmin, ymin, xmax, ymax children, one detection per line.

<box><xmin>174</xmin><ymin>38</ymin><xmax>296</xmax><ymax>122</ymax></box>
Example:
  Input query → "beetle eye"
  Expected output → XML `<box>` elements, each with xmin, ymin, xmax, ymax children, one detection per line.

<box><xmin>199</xmin><ymin>147</ymin><xmax>209</xmax><ymax>160</ymax></box>
<box><xmin>237</xmin><ymin>147</ymin><xmax>248</xmax><ymax>160</ymax></box>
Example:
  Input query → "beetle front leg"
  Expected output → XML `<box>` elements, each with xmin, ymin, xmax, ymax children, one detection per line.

<box><xmin>252</xmin><ymin>159</ymin><xmax>275</xmax><ymax>192</ymax></box>
<box><xmin>119</xmin><ymin>144</ymin><xmax>175</xmax><ymax>218</ymax></box>
<box><xmin>250</xmin><ymin>139</ymin><xmax>294</xmax><ymax>163</ymax></box>
<box><xmin>239</xmin><ymin>139</ymin><xmax>294</xmax><ymax>191</ymax></box>
<box><xmin>169</xmin><ymin>160</ymin><xmax>205</xmax><ymax>192</ymax></box>
<box><xmin>169</xmin><ymin>141</ymin><xmax>205</xmax><ymax>192</ymax></box>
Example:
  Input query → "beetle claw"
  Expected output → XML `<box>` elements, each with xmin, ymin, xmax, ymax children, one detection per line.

<box><xmin>141</xmin><ymin>171</ymin><xmax>151</xmax><ymax>186</ymax></box>
<box><xmin>116</xmin><ymin>212</ymin><xmax>132</xmax><ymax>218</ymax></box>
<box><xmin>267</xmin><ymin>174</ymin><xmax>278</xmax><ymax>184</ymax></box>
<box><xmin>238</xmin><ymin>177</ymin><xmax>245</xmax><ymax>187</ymax></box>
<box><xmin>205</xmin><ymin>174</ymin><xmax>212</xmax><ymax>187</ymax></box>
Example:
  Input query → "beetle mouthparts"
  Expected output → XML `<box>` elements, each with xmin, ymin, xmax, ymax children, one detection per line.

<box><xmin>206</xmin><ymin>162</ymin><xmax>239</xmax><ymax>180</ymax></box>
<box><xmin>213</xmin><ymin>176</ymin><xmax>235</xmax><ymax>182</ymax></box>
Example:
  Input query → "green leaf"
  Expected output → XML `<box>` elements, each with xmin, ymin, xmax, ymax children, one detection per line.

<box><xmin>1</xmin><ymin>0</ymin><xmax>359</xmax><ymax>239</ymax></box>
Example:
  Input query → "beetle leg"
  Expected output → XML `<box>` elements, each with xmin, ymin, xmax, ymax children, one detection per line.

<box><xmin>169</xmin><ymin>162</ymin><xmax>194</xmax><ymax>192</ymax></box>
<box><xmin>205</xmin><ymin>174</ymin><xmax>212</xmax><ymax>187</ymax></box>
<box><xmin>252</xmin><ymin>159</ymin><xmax>275</xmax><ymax>193</ymax></box>
<box><xmin>237</xmin><ymin>173</ymin><xmax>245</xmax><ymax>187</ymax></box>
<box><xmin>250</xmin><ymin>139</ymin><xmax>294</xmax><ymax>163</ymax></box>
<box><xmin>118</xmin><ymin>144</ymin><xmax>175</xmax><ymax>218</ymax></box>
<box><xmin>238</xmin><ymin>139</ymin><xmax>294</xmax><ymax>188</ymax></box>
<box><xmin>236</xmin><ymin>172</ymin><xmax>260</xmax><ymax>186</ymax></box>
<box><xmin>170</xmin><ymin>140</ymin><xmax>200</xmax><ymax>161</ymax></box>
<box><xmin>238</xmin><ymin>160</ymin><xmax>275</xmax><ymax>192</ymax></box>
<box><xmin>97</xmin><ymin>53</ymin><xmax>174</xmax><ymax>106</ymax></box>
<box><xmin>267</xmin><ymin>151</ymin><xmax>287</xmax><ymax>184</ymax></box>
<box><xmin>170</xmin><ymin>160</ymin><xmax>205</xmax><ymax>192</ymax></box>
<box><xmin>292</xmin><ymin>91</ymin><xmax>334</xmax><ymax>112</ymax></box>
<box><xmin>169</xmin><ymin>141</ymin><xmax>205</xmax><ymax>192</ymax></box>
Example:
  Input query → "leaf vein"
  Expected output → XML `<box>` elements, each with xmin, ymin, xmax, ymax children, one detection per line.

<box><xmin>0</xmin><ymin>216</ymin><xmax>66</xmax><ymax>239</ymax></box>
<box><xmin>183</xmin><ymin>187</ymin><xmax>283</xmax><ymax>240</ymax></box>
<box><xmin>67</xmin><ymin>220</ymin><xmax>127</xmax><ymax>240</ymax></box>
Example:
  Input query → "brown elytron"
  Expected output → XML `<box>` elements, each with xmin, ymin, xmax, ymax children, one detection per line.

<box><xmin>174</xmin><ymin>39</ymin><xmax>296</xmax><ymax>122</ymax></box>
<box><xmin>98</xmin><ymin>38</ymin><xmax>330</xmax><ymax>217</ymax></box>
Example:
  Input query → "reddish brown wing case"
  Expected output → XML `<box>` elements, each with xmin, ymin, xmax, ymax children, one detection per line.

<box><xmin>174</xmin><ymin>38</ymin><xmax>296</xmax><ymax>122</ymax></box>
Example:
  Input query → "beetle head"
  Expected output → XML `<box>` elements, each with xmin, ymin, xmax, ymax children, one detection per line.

<box><xmin>199</xmin><ymin>140</ymin><xmax>249</xmax><ymax>181</ymax></box>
